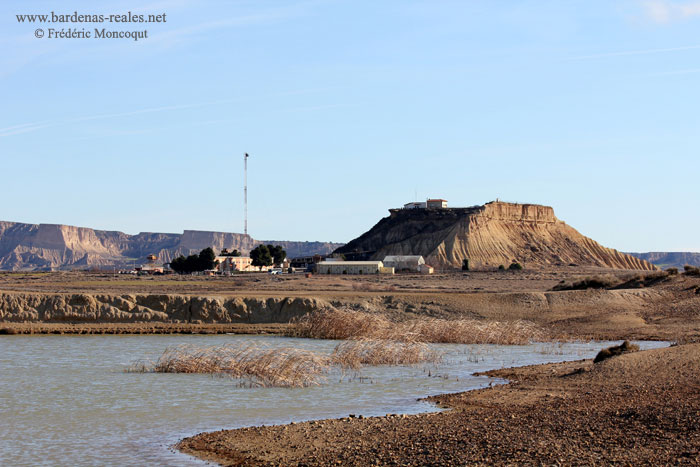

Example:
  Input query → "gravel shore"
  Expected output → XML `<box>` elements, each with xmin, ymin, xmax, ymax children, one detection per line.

<box><xmin>179</xmin><ymin>343</ymin><xmax>700</xmax><ymax>466</ymax></box>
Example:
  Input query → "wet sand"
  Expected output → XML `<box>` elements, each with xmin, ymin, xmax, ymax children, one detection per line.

<box><xmin>179</xmin><ymin>343</ymin><xmax>700</xmax><ymax>465</ymax></box>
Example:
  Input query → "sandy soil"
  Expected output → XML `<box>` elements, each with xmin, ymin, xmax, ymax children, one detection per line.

<box><xmin>178</xmin><ymin>343</ymin><xmax>700</xmax><ymax>466</ymax></box>
<box><xmin>2</xmin><ymin>269</ymin><xmax>699</xmax><ymax>341</ymax></box>
<box><xmin>0</xmin><ymin>267</ymin><xmax>639</xmax><ymax>295</ymax></box>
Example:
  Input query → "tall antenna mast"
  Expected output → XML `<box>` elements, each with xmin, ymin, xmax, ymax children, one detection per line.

<box><xmin>244</xmin><ymin>153</ymin><xmax>249</xmax><ymax>236</ymax></box>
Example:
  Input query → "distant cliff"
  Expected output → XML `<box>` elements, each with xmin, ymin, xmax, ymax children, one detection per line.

<box><xmin>335</xmin><ymin>201</ymin><xmax>655</xmax><ymax>270</ymax></box>
<box><xmin>626</xmin><ymin>252</ymin><xmax>700</xmax><ymax>269</ymax></box>
<box><xmin>0</xmin><ymin>221</ymin><xmax>342</xmax><ymax>271</ymax></box>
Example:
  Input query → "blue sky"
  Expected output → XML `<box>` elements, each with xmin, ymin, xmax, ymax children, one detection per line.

<box><xmin>0</xmin><ymin>0</ymin><xmax>698</xmax><ymax>251</ymax></box>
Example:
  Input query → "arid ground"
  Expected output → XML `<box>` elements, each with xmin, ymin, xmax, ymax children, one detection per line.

<box><xmin>2</xmin><ymin>268</ymin><xmax>699</xmax><ymax>465</ymax></box>
<box><xmin>1</xmin><ymin>268</ymin><xmax>699</xmax><ymax>341</ymax></box>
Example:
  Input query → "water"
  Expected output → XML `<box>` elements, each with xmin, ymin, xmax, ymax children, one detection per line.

<box><xmin>0</xmin><ymin>335</ymin><xmax>667</xmax><ymax>466</ymax></box>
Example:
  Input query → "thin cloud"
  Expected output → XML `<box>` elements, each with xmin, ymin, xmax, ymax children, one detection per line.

<box><xmin>642</xmin><ymin>0</ymin><xmax>700</xmax><ymax>23</ymax></box>
<box><xmin>0</xmin><ymin>88</ymin><xmax>339</xmax><ymax>139</ymax></box>
<box><xmin>569</xmin><ymin>44</ymin><xmax>700</xmax><ymax>60</ymax></box>
<box><xmin>650</xmin><ymin>67</ymin><xmax>700</xmax><ymax>75</ymax></box>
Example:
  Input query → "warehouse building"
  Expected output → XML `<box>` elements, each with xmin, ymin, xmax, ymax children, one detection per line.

<box><xmin>382</xmin><ymin>255</ymin><xmax>426</xmax><ymax>272</ymax></box>
<box><xmin>317</xmin><ymin>260</ymin><xmax>393</xmax><ymax>275</ymax></box>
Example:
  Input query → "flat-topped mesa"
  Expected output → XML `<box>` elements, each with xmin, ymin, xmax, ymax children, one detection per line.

<box><xmin>337</xmin><ymin>201</ymin><xmax>655</xmax><ymax>270</ymax></box>
<box><xmin>0</xmin><ymin>221</ymin><xmax>342</xmax><ymax>271</ymax></box>
<box><xmin>480</xmin><ymin>201</ymin><xmax>557</xmax><ymax>223</ymax></box>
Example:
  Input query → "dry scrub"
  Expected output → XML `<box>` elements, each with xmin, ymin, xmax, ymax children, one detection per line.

<box><xmin>128</xmin><ymin>339</ymin><xmax>443</xmax><ymax>387</ymax></box>
<box><xmin>127</xmin><ymin>344</ymin><xmax>330</xmax><ymax>388</ymax></box>
<box><xmin>289</xmin><ymin>309</ymin><xmax>546</xmax><ymax>345</ymax></box>
<box><xmin>331</xmin><ymin>338</ymin><xmax>442</xmax><ymax>370</ymax></box>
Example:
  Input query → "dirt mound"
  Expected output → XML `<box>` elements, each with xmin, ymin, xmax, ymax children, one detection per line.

<box><xmin>336</xmin><ymin>201</ymin><xmax>655</xmax><ymax>270</ymax></box>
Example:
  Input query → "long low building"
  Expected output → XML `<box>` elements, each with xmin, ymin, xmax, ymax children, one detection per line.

<box><xmin>317</xmin><ymin>260</ymin><xmax>393</xmax><ymax>275</ymax></box>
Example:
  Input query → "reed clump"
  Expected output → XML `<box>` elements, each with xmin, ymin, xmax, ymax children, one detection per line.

<box><xmin>331</xmin><ymin>338</ymin><xmax>442</xmax><ymax>370</ymax></box>
<box><xmin>127</xmin><ymin>343</ymin><xmax>331</xmax><ymax>388</ymax></box>
<box><xmin>290</xmin><ymin>309</ymin><xmax>547</xmax><ymax>345</ymax></box>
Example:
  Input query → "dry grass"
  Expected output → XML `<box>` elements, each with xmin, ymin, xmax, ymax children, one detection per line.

<box><xmin>331</xmin><ymin>338</ymin><xmax>442</xmax><ymax>370</ymax></box>
<box><xmin>289</xmin><ymin>309</ymin><xmax>547</xmax><ymax>345</ymax></box>
<box><xmin>127</xmin><ymin>343</ymin><xmax>331</xmax><ymax>388</ymax></box>
<box><xmin>126</xmin><ymin>339</ymin><xmax>445</xmax><ymax>387</ymax></box>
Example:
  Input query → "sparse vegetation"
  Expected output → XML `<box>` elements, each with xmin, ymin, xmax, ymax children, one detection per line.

<box><xmin>331</xmin><ymin>338</ymin><xmax>442</xmax><ymax>370</ymax></box>
<box><xmin>666</xmin><ymin>267</ymin><xmax>678</xmax><ymax>276</ymax></box>
<box><xmin>683</xmin><ymin>265</ymin><xmax>700</xmax><ymax>277</ymax></box>
<box><xmin>508</xmin><ymin>262</ymin><xmax>523</xmax><ymax>271</ymax></box>
<box><xmin>127</xmin><ymin>339</ymin><xmax>445</xmax><ymax>386</ymax></box>
<box><xmin>552</xmin><ymin>275</ymin><xmax>620</xmax><ymax>291</ymax></box>
<box><xmin>593</xmin><ymin>340</ymin><xmax>639</xmax><ymax>363</ymax></box>
<box><xmin>127</xmin><ymin>343</ymin><xmax>330</xmax><ymax>387</ymax></box>
<box><xmin>289</xmin><ymin>309</ymin><xmax>547</xmax><ymax>345</ymax></box>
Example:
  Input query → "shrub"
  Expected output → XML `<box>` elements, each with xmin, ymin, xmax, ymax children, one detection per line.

<box><xmin>498</xmin><ymin>265</ymin><xmax>505</xmax><ymax>271</ymax></box>
<box><xmin>127</xmin><ymin>344</ymin><xmax>331</xmax><ymax>387</ymax></box>
<box><xmin>552</xmin><ymin>275</ymin><xmax>621</xmax><ymax>291</ymax></box>
<box><xmin>683</xmin><ymin>265</ymin><xmax>700</xmax><ymax>276</ymax></box>
<box><xmin>331</xmin><ymin>338</ymin><xmax>442</xmax><ymax>370</ymax></box>
<box><xmin>508</xmin><ymin>262</ymin><xmax>523</xmax><ymax>271</ymax></box>
<box><xmin>666</xmin><ymin>267</ymin><xmax>678</xmax><ymax>276</ymax></box>
<box><xmin>289</xmin><ymin>309</ymin><xmax>547</xmax><ymax>345</ymax></box>
<box><xmin>593</xmin><ymin>340</ymin><xmax>639</xmax><ymax>363</ymax></box>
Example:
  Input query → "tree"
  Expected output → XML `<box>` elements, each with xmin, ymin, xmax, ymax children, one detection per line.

<box><xmin>462</xmin><ymin>259</ymin><xmax>470</xmax><ymax>271</ymax></box>
<box><xmin>250</xmin><ymin>245</ymin><xmax>273</xmax><ymax>267</ymax></box>
<box><xmin>198</xmin><ymin>247</ymin><xmax>216</xmax><ymax>270</ymax></box>
<box><xmin>220</xmin><ymin>248</ymin><xmax>241</xmax><ymax>257</ymax></box>
<box><xmin>169</xmin><ymin>247</ymin><xmax>217</xmax><ymax>274</ymax></box>
<box><xmin>267</xmin><ymin>244</ymin><xmax>286</xmax><ymax>265</ymax></box>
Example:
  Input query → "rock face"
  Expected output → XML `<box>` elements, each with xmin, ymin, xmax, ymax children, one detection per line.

<box><xmin>626</xmin><ymin>252</ymin><xmax>700</xmax><ymax>269</ymax></box>
<box><xmin>0</xmin><ymin>221</ymin><xmax>342</xmax><ymax>271</ymax></box>
<box><xmin>0</xmin><ymin>292</ymin><xmax>329</xmax><ymax>323</ymax></box>
<box><xmin>335</xmin><ymin>201</ymin><xmax>655</xmax><ymax>270</ymax></box>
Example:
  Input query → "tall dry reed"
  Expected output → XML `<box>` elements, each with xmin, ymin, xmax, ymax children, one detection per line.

<box><xmin>127</xmin><ymin>343</ymin><xmax>331</xmax><ymax>388</ymax></box>
<box><xmin>331</xmin><ymin>338</ymin><xmax>442</xmax><ymax>370</ymax></box>
<box><xmin>290</xmin><ymin>309</ymin><xmax>546</xmax><ymax>345</ymax></box>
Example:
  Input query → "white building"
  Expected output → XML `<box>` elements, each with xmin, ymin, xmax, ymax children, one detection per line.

<box><xmin>426</xmin><ymin>198</ymin><xmax>448</xmax><ymax>209</ymax></box>
<box><xmin>382</xmin><ymin>255</ymin><xmax>426</xmax><ymax>272</ymax></box>
<box><xmin>404</xmin><ymin>201</ymin><xmax>427</xmax><ymax>209</ymax></box>
<box><xmin>317</xmin><ymin>261</ymin><xmax>393</xmax><ymax>275</ymax></box>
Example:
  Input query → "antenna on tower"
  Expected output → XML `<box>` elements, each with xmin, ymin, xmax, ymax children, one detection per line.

<box><xmin>244</xmin><ymin>153</ymin><xmax>249</xmax><ymax>236</ymax></box>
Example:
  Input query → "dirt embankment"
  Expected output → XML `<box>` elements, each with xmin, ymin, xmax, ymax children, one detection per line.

<box><xmin>0</xmin><ymin>292</ymin><xmax>328</xmax><ymax>325</ymax></box>
<box><xmin>1</xmin><ymin>274</ymin><xmax>699</xmax><ymax>341</ymax></box>
<box><xmin>178</xmin><ymin>343</ymin><xmax>700</xmax><ymax>466</ymax></box>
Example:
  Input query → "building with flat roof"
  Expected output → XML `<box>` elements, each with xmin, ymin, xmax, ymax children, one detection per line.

<box><xmin>426</xmin><ymin>198</ymin><xmax>448</xmax><ymax>209</ymax></box>
<box><xmin>382</xmin><ymin>255</ymin><xmax>426</xmax><ymax>272</ymax></box>
<box><xmin>317</xmin><ymin>260</ymin><xmax>393</xmax><ymax>275</ymax></box>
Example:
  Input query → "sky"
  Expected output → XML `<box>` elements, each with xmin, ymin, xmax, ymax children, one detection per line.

<box><xmin>0</xmin><ymin>0</ymin><xmax>698</xmax><ymax>251</ymax></box>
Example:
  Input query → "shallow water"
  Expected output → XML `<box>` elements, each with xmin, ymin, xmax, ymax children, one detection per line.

<box><xmin>0</xmin><ymin>335</ymin><xmax>667</xmax><ymax>466</ymax></box>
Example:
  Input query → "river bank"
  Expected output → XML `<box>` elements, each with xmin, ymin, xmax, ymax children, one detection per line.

<box><xmin>178</xmin><ymin>343</ymin><xmax>700</xmax><ymax>465</ymax></box>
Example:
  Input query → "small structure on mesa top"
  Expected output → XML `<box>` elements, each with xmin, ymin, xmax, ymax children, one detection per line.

<box><xmin>402</xmin><ymin>199</ymin><xmax>448</xmax><ymax>209</ymax></box>
<box><xmin>426</xmin><ymin>198</ymin><xmax>448</xmax><ymax>209</ymax></box>
<box><xmin>317</xmin><ymin>260</ymin><xmax>394</xmax><ymax>275</ymax></box>
<box><xmin>403</xmin><ymin>201</ymin><xmax>427</xmax><ymax>209</ymax></box>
